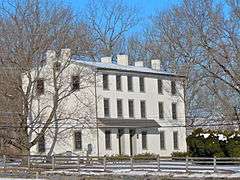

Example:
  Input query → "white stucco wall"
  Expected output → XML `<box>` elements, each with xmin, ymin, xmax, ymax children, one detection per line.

<box><xmin>26</xmin><ymin>50</ymin><xmax>187</xmax><ymax>157</ymax></box>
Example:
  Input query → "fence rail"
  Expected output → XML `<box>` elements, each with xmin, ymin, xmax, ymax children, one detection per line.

<box><xmin>0</xmin><ymin>154</ymin><xmax>240</xmax><ymax>173</ymax></box>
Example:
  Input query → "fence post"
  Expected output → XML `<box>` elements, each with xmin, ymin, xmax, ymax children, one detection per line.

<box><xmin>77</xmin><ymin>155</ymin><xmax>80</xmax><ymax>172</ymax></box>
<box><xmin>103</xmin><ymin>156</ymin><xmax>106</xmax><ymax>171</ymax></box>
<box><xmin>185</xmin><ymin>156</ymin><xmax>189</xmax><ymax>173</ymax></box>
<box><xmin>3</xmin><ymin>155</ymin><xmax>6</xmax><ymax>168</ymax></box>
<box><xmin>130</xmin><ymin>157</ymin><xmax>133</xmax><ymax>171</ymax></box>
<box><xmin>213</xmin><ymin>156</ymin><xmax>217</xmax><ymax>173</ymax></box>
<box><xmin>157</xmin><ymin>155</ymin><xmax>160</xmax><ymax>172</ymax></box>
<box><xmin>52</xmin><ymin>155</ymin><xmax>55</xmax><ymax>171</ymax></box>
<box><xmin>27</xmin><ymin>155</ymin><xmax>30</xmax><ymax>170</ymax></box>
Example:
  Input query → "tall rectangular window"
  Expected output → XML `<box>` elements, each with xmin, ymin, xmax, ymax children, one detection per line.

<box><xmin>74</xmin><ymin>131</ymin><xmax>82</xmax><ymax>150</ymax></box>
<box><xmin>142</xmin><ymin>131</ymin><xmax>147</xmax><ymax>150</ymax></box>
<box><xmin>105</xmin><ymin>130</ymin><xmax>111</xmax><ymax>150</ymax></box>
<box><xmin>36</xmin><ymin>79</ymin><xmax>44</xmax><ymax>95</ymax></box>
<box><xmin>172</xmin><ymin>103</ymin><xmax>177</xmax><ymax>120</ymax></box>
<box><xmin>116</xmin><ymin>75</ymin><xmax>121</xmax><ymax>91</ymax></box>
<box><xmin>158</xmin><ymin>79</ymin><xmax>163</xmax><ymax>94</ymax></box>
<box><xmin>171</xmin><ymin>81</ymin><xmax>176</xmax><ymax>95</ymax></box>
<box><xmin>38</xmin><ymin>135</ymin><xmax>45</xmax><ymax>153</ymax></box>
<box><xmin>139</xmin><ymin>77</ymin><xmax>145</xmax><ymax>92</ymax></box>
<box><xmin>160</xmin><ymin>131</ymin><xmax>165</xmax><ymax>150</ymax></box>
<box><xmin>117</xmin><ymin>99</ymin><xmax>123</xmax><ymax>117</ymax></box>
<box><xmin>140</xmin><ymin>100</ymin><xmax>146</xmax><ymax>118</ymax></box>
<box><xmin>103</xmin><ymin>74</ymin><xmax>109</xmax><ymax>90</ymax></box>
<box><xmin>72</xmin><ymin>75</ymin><xmax>80</xmax><ymax>91</ymax></box>
<box><xmin>158</xmin><ymin>102</ymin><xmax>164</xmax><ymax>119</ymax></box>
<box><xmin>128</xmin><ymin>100</ymin><xmax>134</xmax><ymax>118</ymax></box>
<box><xmin>127</xmin><ymin>76</ymin><xmax>133</xmax><ymax>91</ymax></box>
<box><xmin>104</xmin><ymin>98</ymin><xmax>110</xmax><ymax>117</ymax></box>
<box><xmin>173</xmin><ymin>131</ymin><xmax>179</xmax><ymax>150</ymax></box>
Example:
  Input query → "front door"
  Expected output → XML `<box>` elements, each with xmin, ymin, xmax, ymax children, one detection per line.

<box><xmin>129</xmin><ymin>129</ymin><xmax>136</xmax><ymax>156</ymax></box>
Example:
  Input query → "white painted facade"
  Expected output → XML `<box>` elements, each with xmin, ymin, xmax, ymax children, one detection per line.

<box><xmin>27</xmin><ymin>49</ymin><xmax>187</xmax><ymax>157</ymax></box>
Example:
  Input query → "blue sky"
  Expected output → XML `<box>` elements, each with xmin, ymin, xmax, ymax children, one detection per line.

<box><xmin>63</xmin><ymin>0</ymin><xmax>182</xmax><ymax>33</ymax></box>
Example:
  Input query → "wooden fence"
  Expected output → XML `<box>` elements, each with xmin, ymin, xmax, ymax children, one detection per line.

<box><xmin>1</xmin><ymin>155</ymin><xmax>240</xmax><ymax>173</ymax></box>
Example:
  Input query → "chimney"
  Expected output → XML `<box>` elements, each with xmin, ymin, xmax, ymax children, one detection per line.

<box><xmin>101</xmin><ymin>57</ymin><xmax>112</xmax><ymax>64</ymax></box>
<box><xmin>151</xmin><ymin>59</ymin><xmax>161</xmax><ymax>71</ymax></box>
<box><xmin>135</xmin><ymin>61</ymin><xmax>144</xmax><ymax>67</ymax></box>
<box><xmin>60</xmin><ymin>49</ymin><xmax>71</xmax><ymax>61</ymax></box>
<box><xmin>117</xmin><ymin>55</ymin><xmax>128</xmax><ymax>66</ymax></box>
<box><xmin>46</xmin><ymin>50</ymin><xmax>56</xmax><ymax>64</ymax></box>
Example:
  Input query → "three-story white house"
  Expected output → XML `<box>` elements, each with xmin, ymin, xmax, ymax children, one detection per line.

<box><xmin>29</xmin><ymin>49</ymin><xmax>187</xmax><ymax>157</ymax></box>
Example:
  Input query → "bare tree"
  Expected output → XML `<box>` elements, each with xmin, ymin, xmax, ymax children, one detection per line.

<box><xmin>0</xmin><ymin>0</ymin><xmax>96</xmax><ymax>159</ymax></box>
<box><xmin>140</xmin><ymin>0</ymin><xmax>239</xmax><ymax>126</ymax></box>
<box><xmin>83</xmin><ymin>0</ymin><xmax>139</xmax><ymax>57</ymax></box>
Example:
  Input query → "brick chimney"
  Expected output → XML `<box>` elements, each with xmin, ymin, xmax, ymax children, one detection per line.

<box><xmin>151</xmin><ymin>59</ymin><xmax>161</xmax><ymax>71</ymax></box>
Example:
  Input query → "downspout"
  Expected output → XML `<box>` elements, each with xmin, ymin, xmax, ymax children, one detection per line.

<box><xmin>94</xmin><ymin>69</ymin><xmax>100</xmax><ymax>157</ymax></box>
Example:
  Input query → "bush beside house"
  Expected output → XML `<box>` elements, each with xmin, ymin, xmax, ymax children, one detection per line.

<box><xmin>186</xmin><ymin>128</ymin><xmax>240</xmax><ymax>157</ymax></box>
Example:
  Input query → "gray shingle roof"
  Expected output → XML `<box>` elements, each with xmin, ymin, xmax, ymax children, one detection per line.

<box><xmin>72</xmin><ymin>58</ymin><xmax>185</xmax><ymax>78</ymax></box>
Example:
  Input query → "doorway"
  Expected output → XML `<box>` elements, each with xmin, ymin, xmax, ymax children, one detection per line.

<box><xmin>118</xmin><ymin>129</ymin><xmax>124</xmax><ymax>155</ymax></box>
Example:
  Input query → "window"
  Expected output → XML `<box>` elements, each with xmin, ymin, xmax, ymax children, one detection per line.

<box><xmin>104</xmin><ymin>98</ymin><xmax>110</xmax><ymax>117</ymax></box>
<box><xmin>117</xmin><ymin>99</ymin><xmax>123</xmax><ymax>117</ymax></box>
<box><xmin>158</xmin><ymin>79</ymin><xmax>163</xmax><ymax>94</ymax></box>
<box><xmin>53</xmin><ymin>61</ymin><xmax>61</xmax><ymax>71</ymax></box>
<box><xmin>38</xmin><ymin>135</ymin><xmax>45</xmax><ymax>153</ymax></box>
<box><xmin>103</xmin><ymin>74</ymin><xmax>109</xmax><ymax>90</ymax></box>
<box><xmin>140</xmin><ymin>100</ymin><xmax>146</xmax><ymax>118</ymax></box>
<box><xmin>36</xmin><ymin>79</ymin><xmax>44</xmax><ymax>95</ymax></box>
<box><xmin>139</xmin><ymin>77</ymin><xmax>145</xmax><ymax>92</ymax></box>
<box><xmin>127</xmin><ymin>76</ymin><xmax>133</xmax><ymax>91</ymax></box>
<box><xmin>105</xmin><ymin>130</ymin><xmax>111</xmax><ymax>150</ymax></box>
<box><xmin>74</xmin><ymin>131</ymin><xmax>82</xmax><ymax>150</ymax></box>
<box><xmin>72</xmin><ymin>75</ymin><xmax>80</xmax><ymax>91</ymax></box>
<box><xmin>160</xmin><ymin>131</ymin><xmax>165</xmax><ymax>150</ymax></box>
<box><xmin>171</xmin><ymin>81</ymin><xmax>176</xmax><ymax>95</ymax></box>
<box><xmin>128</xmin><ymin>100</ymin><xmax>134</xmax><ymax>118</ymax></box>
<box><xmin>142</xmin><ymin>131</ymin><xmax>147</xmax><ymax>149</ymax></box>
<box><xmin>158</xmin><ymin>102</ymin><xmax>164</xmax><ymax>119</ymax></box>
<box><xmin>172</xmin><ymin>103</ymin><xmax>177</xmax><ymax>120</ymax></box>
<box><xmin>173</xmin><ymin>131</ymin><xmax>179</xmax><ymax>150</ymax></box>
<box><xmin>116</xmin><ymin>75</ymin><xmax>121</xmax><ymax>91</ymax></box>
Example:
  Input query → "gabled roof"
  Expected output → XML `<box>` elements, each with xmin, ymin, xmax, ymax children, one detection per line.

<box><xmin>72</xmin><ymin>57</ymin><xmax>185</xmax><ymax>78</ymax></box>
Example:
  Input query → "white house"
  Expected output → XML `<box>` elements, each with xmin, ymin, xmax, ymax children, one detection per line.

<box><xmin>28</xmin><ymin>49</ymin><xmax>187</xmax><ymax>157</ymax></box>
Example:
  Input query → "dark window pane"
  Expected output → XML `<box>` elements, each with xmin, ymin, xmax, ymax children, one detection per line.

<box><xmin>128</xmin><ymin>100</ymin><xmax>134</xmax><ymax>118</ymax></box>
<box><xmin>142</xmin><ymin>131</ymin><xmax>147</xmax><ymax>149</ymax></box>
<box><xmin>104</xmin><ymin>99</ymin><xmax>110</xmax><ymax>117</ymax></box>
<box><xmin>38</xmin><ymin>135</ymin><xmax>45</xmax><ymax>153</ymax></box>
<box><xmin>158</xmin><ymin>102</ymin><xmax>164</xmax><ymax>119</ymax></box>
<box><xmin>36</xmin><ymin>79</ymin><xmax>44</xmax><ymax>95</ymax></box>
<box><xmin>74</xmin><ymin>131</ymin><xmax>82</xmax><ymax>150</ymax></box>
<box><xmin>103</xmin><ymin>74</ymin><xmax>109</xmax><ymax>90</ymax></box>
<box><xmin>117</xmin><ymin>99</ymin><xmax>123</xmax><ymax>117</ymax></box>
<box><xmin>160</xmin><ymin>131</ymin><xmax>165</xmax><ymax>150</ymax></box>
<box><xmin>140</xmin><ymin>101</ymin><xmax>146</xmax><ymax>118</ymax></box>
<box><xmin>173</xmin><ymin>131</ymin><xmax>178</xmax><ymax>150</ymax></box>
<box><xmin>171</xmin><ymin>81</ymin><xmax>176</xmax><ymax>95</ymax></box>
<box><xmin>105</xmin><ymin>130</ymin><xmax>111</xmax><ymax>150</ymax></box>
<box><xmin>116</xmin><ymin>75</ymin><xmax>121</xmax><ymax>90</ymax></box>
<box><xmin>54</xmin><ymin>61</ymin><xmax>61</xmax><ymax>71</ymax></box>
<box><xmin>139</xmin><ymin>77</ymin><xmax>145</xmax><ymax>92</ymax></box>
<box><xmin>72</xmin><ymin>75</ymin><xmax>80</xmax><ymax>91</ymax></box>
<box><xmin>127</xmin><ymin>76</ymin><xmax>133</xmax><ymax>91</ymax></box>
<box><xmin>172</xmin><ymin>103</ymin><xmax>177</xmax><ymax>120</ymax></box>
<box><xmin>158</xmin><ymin>79</ymin><xmax>162</xmax><ymax>94</ymax></box>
